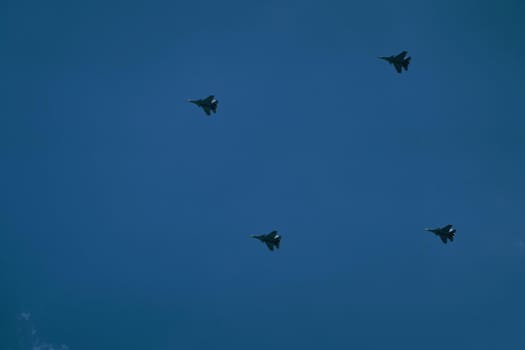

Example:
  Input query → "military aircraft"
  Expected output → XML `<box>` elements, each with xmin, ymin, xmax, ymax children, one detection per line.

<box><xmin>378</xmin><ymin>51</ymin><xmax>411</xmax><ymax>73</ymax></box>
<box><xmin>250</xmin><ymin>230</ymin><xmax>281</xmax><ymax>251</ymax></box>
<box><xmin>187</xmin><ymin>95</ymin><xmax>218</xmax><ymax>116</ymax></box>
<box><xmin>424</xmin><ymin>224</ymin><xmax>456</xmax><ymax>244</ymax></box>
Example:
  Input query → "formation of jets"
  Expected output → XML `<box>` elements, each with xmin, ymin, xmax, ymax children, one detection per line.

<box><xmin>187</xmin><ymin>51</ymin><xmax>411</xmax><ymax>118</ymax></box>
<box><xmin>187</xmin><ymin>51</ymin><xmax>457</xmax><ymax>251</ymax></box>
<box><xmin>246</xmin><ymin>223</ymin><xmax>457</xmax><ymax>252</ymax></box>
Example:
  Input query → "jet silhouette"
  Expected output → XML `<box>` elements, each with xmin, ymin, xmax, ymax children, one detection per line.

<box><xmin>424</xmin><ymin>224</ymin><xmax>456</xmax><ymax>244</ymax></box>
<box><xmin>187</xmin><ymin>95</ymin><xmax>218</xmax><ymax>116</ymax></box>
<box><xmin>250</xmin><ymin>230</ymin><xmax>281</xmax><ymax>251</ymax></box>
<box><xmin>378</xmin><ymin>51</ymin><xmax>411</xmax><ymax>73</ymax></box>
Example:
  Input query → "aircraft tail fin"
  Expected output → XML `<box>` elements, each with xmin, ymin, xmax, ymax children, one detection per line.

<box><xmin>402</xmin><ymin>57</ymin><xmax>411</xmax><ymax>71</ymax></box>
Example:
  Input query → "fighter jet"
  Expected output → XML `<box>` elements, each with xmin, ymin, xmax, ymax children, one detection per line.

<box><xmin>250</xmin><ymin>230</ymin><xmax>281</xmax><ymax>251</ymax></box>
<box><xmin>378</xmin><ymin>51</ymin><xmax>411</xmax><ymax>73</ymax></box>
<box><xmin>424</xmin><ymin>224</ymin><xmax>456</xmax><ymax>244</ymax></box>
<box><xmin>187</xmin><ymin>95</ymin><xmax>218</xmax><ymax>116</ymax></box>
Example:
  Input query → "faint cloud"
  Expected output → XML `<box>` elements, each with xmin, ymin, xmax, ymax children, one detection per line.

<box><xmin>16</xmin><ymin>312</ymin><xmax>70</xmax><ymax>350</ymax></box>
<box><xmin>32</xmin><ymin>344</ymin><xmax>70</xmax><ymax>350</ymax></box>
<box><xmin>19</xmin><ymin>313</ymin><xmax>31</xmax><ymax>321</ymax></box>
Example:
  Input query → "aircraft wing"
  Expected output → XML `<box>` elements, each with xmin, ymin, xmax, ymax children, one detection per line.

<box><xmin>394</xmin><ymin>63</ymin><xmax>402</xmax><ymax>73</ymax></box>
<box><xmin>202</xmin><ymin>105</ymin><xmax>211</xmax><ymax>115</ymax></box>
<box><xmin>440</xmin><ymin>236</ymin><xmax>448</xmax><ymax>244</ymax></box>
<box><xmin>442</xmin><ymin>224</ymin><xmax>453</xmax><ymax>232</ymax></box>
<box><xmin>203</xmin><ymin>95</ymin><xmax>215</xmax><ymax>103</ymax></box>
<box><xmin>395</xmin><ymin>51</ymin><xmax>407</xmax><ymax>60</ymax></box>
<box><xmin>265</xmin><ymin>242</ymin><xmax>275</xmax><ymax>251</ymax></box>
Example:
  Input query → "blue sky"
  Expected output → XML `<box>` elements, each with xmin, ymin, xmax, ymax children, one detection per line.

<box><xmin>2</xmin><ymin>0</ymin><xmax>525</xmax><ymax>349</ymax></box>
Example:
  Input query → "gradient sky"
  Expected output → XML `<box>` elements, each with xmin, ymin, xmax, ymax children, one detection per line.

<box><xmin>2</xmin><ymin>0</ymin><xmax>525</xmax><ymax>349</ymax></box>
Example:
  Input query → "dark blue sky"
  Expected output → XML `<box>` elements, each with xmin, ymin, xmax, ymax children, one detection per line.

<box><xmin>2</xmin><ymin>1</ymin><xmax>525</xmax><ymax>349</ymax></box>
